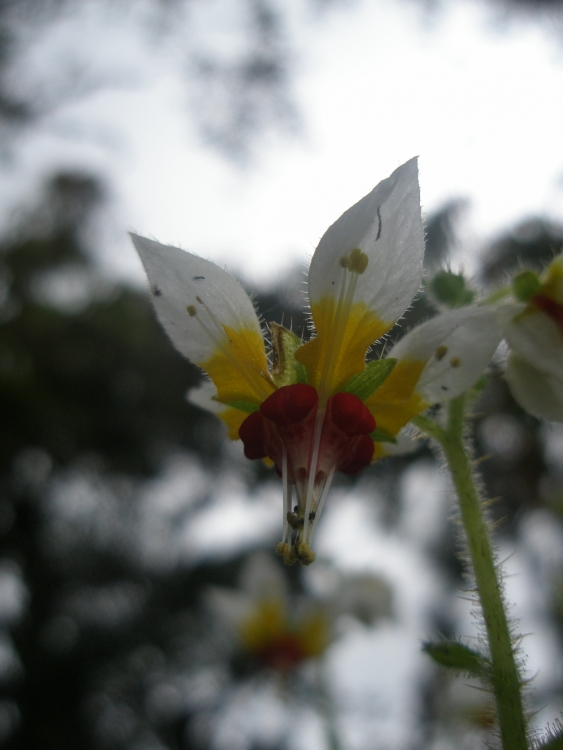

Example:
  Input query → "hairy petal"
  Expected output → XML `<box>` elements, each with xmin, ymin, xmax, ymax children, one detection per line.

<box><xmin>506</xmin><ymin>354</ymin><xmax>563</xmax><ymax>422</ymax></box>
<box><xmin>505</xmin><ymin>308</ymin><xmax>563</xmax><ymax>381</ymax></box>
<box><xmin>365</xmin><ymin>306</ymin><xmax>514</xmax><ymax>434</ymax></box>
<box><xmin>132</xmin><ymin>234</ymin><xmax>273</xmax><ymax>404</ymax></box>
<box><xmin>296</xmin><ymin>159</ymin><xmax>424</xmax><ymax>399</ymax></box>
<box><xmin>413</xmin><ymin>306</ymin><xmax>512</xmax><ymax>403</ymax></box>
<box><xmin>377</xmin><ymin>430</ymin><xmax>420</xmax><ymax>457</ymax></box>
<box><xmin>307</xmin><ymin>158</ymin><xmax>424</xmax><ymax>321</ymax></box>
<box><xmin>387</xmin><ymin>306</ymin><xmax>515</xmax><ymax>402</ymax></box>
<box><xmin>187</xmin><ymin>380</ymin><xmax>248</xmax><ymax>440</ymax></box>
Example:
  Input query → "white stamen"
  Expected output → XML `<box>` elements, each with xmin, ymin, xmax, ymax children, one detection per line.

<box><xmin>309</xmin><ymin>464</ymin><xmax>336</xmax><ymax>544</ymax></box>
<box><xmin>302</xmin><ymin>408</ymin><xmax>325</xmax><ymax>542</ymax></box>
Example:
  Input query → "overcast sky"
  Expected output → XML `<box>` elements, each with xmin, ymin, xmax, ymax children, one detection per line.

<box><xmin>2</xmin><ymin>0</ymin><xmax>563</xmax><ymax>285</ymax></box>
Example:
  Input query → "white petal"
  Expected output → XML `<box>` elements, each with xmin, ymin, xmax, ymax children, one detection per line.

<box><xmin>505</xmin><ymin>309</ymin><xmax>563</xmax><ymax>381</ymax></box>
<box><xmin>391</xmin><ymin>306</ymin><xmax>512</xmax><ymax>403</ymax></box>
<box><xmin>380</xmin><ymin>430</ymin><xmax>421</xmax><ymax>456</ymax></box>
<box><xmin>187</xmin><ymin>380</ymin><xmax>223</xmax><ymax>415</ymax></box>
<box><xmin>131</xmin><ymin>234</ymin><xmax>262</xmax><ymax>364</ymax></box>
<box><xmin>307</xmin><ymin>158</ymin><xmax>424</xmax><ymax>323</ymax></box>
<box><xmin>506</xmin><ymin>354</ymin><xmax>563</xmax><ymax>422</ymax></box>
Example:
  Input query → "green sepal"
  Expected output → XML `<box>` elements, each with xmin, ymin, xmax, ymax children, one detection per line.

<box><xmin>270</xmin><ymin>322</ymin><xmax>308</xmax><ymax>387</ymax></box>
<box><xmin>470</xmin><ymin>374</ymin><xmax>488</xmax><ymax>395</ymax></box>
<box><xmin>225</xmin><ymin>400</ymin><xmax>259</xmax><ymax>414</ymax></box>
<box><xmin>512</xmin><ymin>270</ymin><xmax>541</xmax><ymax>302</ymax></box>
<box><xmin>342</xmin><ymin>359</ymin><xmax>397</xmax><ymax>401</ymax></box>
<box><xmin>423</xmin><ymin>641</ymin><xmax>489</xmax><ymax>676</ymax></box>
<box><xmin>429</xmin><ymin>270</ymin><xmax>475</xmax><ymax>308</ymax></box>
<box><xmin>370</xmin><ymin>427</ymin><xmax>397</xmax><ymax>444</ymax></box>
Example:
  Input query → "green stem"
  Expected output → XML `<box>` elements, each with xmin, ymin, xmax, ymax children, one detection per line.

<box><xmin>414</xmin><ymin>396</ymin><xmax>528</xmax><ymax>750</ymax></box>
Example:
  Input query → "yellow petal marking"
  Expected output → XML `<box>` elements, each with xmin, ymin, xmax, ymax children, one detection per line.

<box><xmin>365</xmin><ymin>359</ymin><xmax>428</xmax><ymax>436</ymax></box>
<box><xmin>295</xmin><ymin>296</ymin><xmax>391</xmax><ymax>400</ymax></box>
<box><xmin>371</xmin><ymin>442</ymin><xmax>388</xmax><ymax>461</ymax></box>
<box><xmin>217</xmin><ymin>407</ymin><xmax>249</xmax><ymax>441</ymax></box>
<box><xmin>296</xmin><ymin>611</ymin><xmax>330</xmax><ymax>657</ymax></box>
<box><xmin>240</xmin><ymin>599</ymin><xmax>287</xmax><ymax>652</ymax></box>
<box><xmin>540</xmin><ymin>256</ymin><xmax>563</xmax><ymax>304</ymax></box>
<box><xmin>200</xmin><ymin>325</ymin><xmax>275</xmax><ymax>405</ymax></box>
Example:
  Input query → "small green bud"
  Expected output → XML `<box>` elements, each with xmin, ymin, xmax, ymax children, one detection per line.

<box><xmin>423</xmin><ymin>640</ymin><xmax>488</xmax><ymax>676</ymax></box>
<box><xmin>429</xmin><ymin>270</ymin><xmax>475</xmax><ymax>308</ymax></box>
<box><xmin>512</xmin><ymin>270</ymin><xmax>541</xmax><ymax>302</ymax></box>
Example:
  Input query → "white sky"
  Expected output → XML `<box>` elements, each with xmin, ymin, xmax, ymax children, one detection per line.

<box><xmin>2</xmin><ymin>0</ymin><xmax>563</xmax><ymax>285</ymax></box>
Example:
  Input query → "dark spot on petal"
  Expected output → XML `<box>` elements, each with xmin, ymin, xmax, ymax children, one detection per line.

<box><xmin>193</xmin><ymin>276</ymin><xmax>205</xmax><ymax>280</ymax></box>
<box><xmin>376</xmin><ymin>206</ymin><xmax>382</xmax><ymax>241</ymax></box>
<box><xmin>153</xmin><ymin>286</ymin><xmax>162</xmax><ymax>297</ymax></box>
<box><xmin>435</xmin><ymin>345</ymin><xmax>447</xmax><ymax>361</ymax></box>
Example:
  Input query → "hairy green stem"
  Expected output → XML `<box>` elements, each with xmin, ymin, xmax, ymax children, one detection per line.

<box><xmin>414</xmin><ymin>396</ymin><xmax>528</xmax><ymax>750</ymax></box>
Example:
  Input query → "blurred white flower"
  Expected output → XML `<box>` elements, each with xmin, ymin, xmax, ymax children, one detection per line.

<box><xmin>504</xmin><ymin>256</ymin><xmax>563</xmax><ymax>421</ymax></box>
<box><xmin>207</xmin><ymin>552</ymin><xmax>392</xmax><ymax>674</ymax></box>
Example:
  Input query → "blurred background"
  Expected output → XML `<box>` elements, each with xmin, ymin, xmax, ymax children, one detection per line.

<box><xmin>1</xmin><ymin>0</ymin><xmax>563</xmax><ymax>748</ymax></box>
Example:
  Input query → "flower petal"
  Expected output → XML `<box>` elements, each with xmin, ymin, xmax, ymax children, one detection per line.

<box><xmin>378</xmin><ymin>429</ymin><xmax>421</xmax><ymax>457</ymax></box>
<box><xmin>410</xmin><ymin>306</ymin><xmax>510</xmax><ymax>402</ymax></box>
<box><xmin>187</xmin><ymin>379</ymin><xmax>223</xmax><ymax>415</ymax></box>
<box><xmin>364</xmin><ymin>306</ymin><xmax>512</xmax><ymax>434</ymax></box>
<box><xmin>296</xmin><ymin>159</ymin><xmax>424</xmax><ymax>399</ymax></box>
<box><xmin>539</xmin><ymin>253</ymin><xmax>563</xmax><ymax>304</ymax></box>
<box><xmin>505</xmin><ymin>308</ymin><xmax>563</xmax><ymax>381</ymax></box>
<box><xmin>187</xmin><ymin>380</ymin><xmax>248</xmax><ymax>440</ymax></box>
<box><xmin>506</xmin><ymin>354</ymin><xmax>563</xmax><ymax>422</ymax></box>
<box><xmin>131</xmin><ymin>234</ymin><xmax>274</xmax><ymax>404</ymax></box>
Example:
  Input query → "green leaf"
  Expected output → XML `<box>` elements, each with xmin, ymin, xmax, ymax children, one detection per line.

<box><xmin>423</xmin><ymin>641</ymin><xmax>489</xmax><ymax>676</ymax></box>
<box><xmin>342</xmin><ymin>359</ymin><xmax>397</xmax><ymax>401</ymax></box>
<box><xmin>270</xmin><ymin>322</ymin><xmax>308</xmax><ymax>387</ymax></box>
<box><xmin>226</xmin><ymin>400</ymin><xmax>259</xmax><ymax>414</ymax></box>
<box><xmin>370</xmin><ymin>427</ymin><xmax>397</xmax><ymax>444</ymax></box>
<box><xmin>429</xmin><ymin>270</ymin><xmax>475</xmax><ymax>308</ymax></box>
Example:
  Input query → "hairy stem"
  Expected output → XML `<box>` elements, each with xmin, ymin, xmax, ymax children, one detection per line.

<box><xmin>414</xmin><ymin>396</ymin><xmax>528</xmax><ymax>750</ymax></box>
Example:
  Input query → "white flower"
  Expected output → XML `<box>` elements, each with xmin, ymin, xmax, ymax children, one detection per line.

<box><xmin>207</xmin><ymin>552</ymin><xmax>330</xmax><ymax>672</ymax></box>
<box><xmin>132</xmin><ymin>159</ymin><xmax>506</xmax><ymax>564</ymax></box>
<box><xmin>504</xmin><ymin>255</ymin><xmax>563</xmax><ymax>422</ymax></box>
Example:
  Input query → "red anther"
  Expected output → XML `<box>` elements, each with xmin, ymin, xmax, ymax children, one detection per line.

<box><xmin>329</xmin><ymin>392</ymin><xmax>376</xmax><ymax>436</ymax></box>
<box><xmin>260</xmin><ymin>384</ymin><xmax>318</xmax><ymax>427</ymax></box>
<box><xmin>339</xmin><ymin>435</ymin><xmax>374</xmax><ymax>475</ymax></box>
<box><xmin>239</xmin><ymin>411</ymin><xmax>271</xmax><ymax>460</ymax></box>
